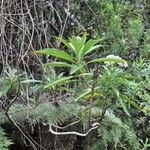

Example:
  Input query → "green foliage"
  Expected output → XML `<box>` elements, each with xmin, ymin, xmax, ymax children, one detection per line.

<box><xmin>36</xmin><ymin>33</ymin><xmax>103</xmax><ymax>74</ymax></box>
<box><xmin>0</xmin><ymin>67</ymin><xmax>19</xmax><ymax>97</ymax></box>
<box><xmin>1</xmin><ymin>35</ymin><xmax>148</xmax><ymax>150</ymax></box>
<box><xmin>131</xmin><ymin>59</ymin><xmax>150</xmax><ymax>115</ymax></box>
<box><xmin>34</xmin><ymin>31</ymin><xmax>147</xmax><ymax>149</ymax></box>
<box><xmin>143</xmin><ymin>30</ymin><xmax>150</xmax><ymax>58</ymax></box>
<box><xmin>36</xmin><ymin>34</ymin><xmax>127</xmax><ymax>77</ymax></box>
<box><xmin>0</xmin><ymin>101</ymin><xmax>79</xmax><ymax>125</ymax></box>
<box><xmin>91</xmin><ymin>108</ymin><xmax>140</xmax><ymax>150</ymax></box>
<box><xmin>0</xmin><ymin>127</ymin><xmax>12</xmax><ymax>150</ymax></box>
<box><xmin>128</xmin><ymin>18</ymin><xmax>144</xmax><ymax>46</ymax></box>
<box><xmin>140</xmin><ymin>138</ymin><xmax>150</xmax><ymax>150</ymax></box>
<box><xmin>78</xmin><ymin>0</ymin><xmax>145</xmax><ymax>56</ymax></box>
<box><xmin>0</xmin><ymin>0</ymin><xmax>149</xmax><ymax>149</ymax></box>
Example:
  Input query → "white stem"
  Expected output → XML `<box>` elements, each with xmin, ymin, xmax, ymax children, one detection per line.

<box><xmin>48</xmin><ymin>123</ymin><xmax>100</xmax><ymax>137</ymax></box>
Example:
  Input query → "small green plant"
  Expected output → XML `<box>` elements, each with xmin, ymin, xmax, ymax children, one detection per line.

<box><xmin>128</xmin><ymin>18</ymin><xmax>144</xmax><ymax>46</ymax></box>
<box><xmin>36</xmin><ymin>33</ymin><xmax>101</xmax><ymax>74</ymax></box>
<box><xmin>36</xmin><ymin>34</ymin><xmax>125</xmax><ymax>75</ymax></box>
<box><xmin>0</xmin><ymin>67</ymin><xmax>19</xmax><ymax>98</ymax></box>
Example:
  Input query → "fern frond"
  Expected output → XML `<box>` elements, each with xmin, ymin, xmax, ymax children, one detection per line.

<box><xmin>0</xmin><ymin>101</ymin><xmax>80</xmax><ymax>125</ymax></box>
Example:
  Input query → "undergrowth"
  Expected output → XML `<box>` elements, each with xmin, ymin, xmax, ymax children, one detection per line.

<box><xmin>0</xmin><ymin>0</ymin><xmax>149</xmax><ymax>150</ymax></box>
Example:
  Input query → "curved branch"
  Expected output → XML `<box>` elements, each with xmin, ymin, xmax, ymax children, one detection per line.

<box><xmin>48</xmin><ymin>123</ymin><xmax>100</xmax><ymax>137</ymax></box>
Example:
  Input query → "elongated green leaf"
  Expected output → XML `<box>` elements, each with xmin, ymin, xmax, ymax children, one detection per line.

<box><xmin>120</xmin><ymin>94</ymin><xmax>144</xmax><ymax>113</ymax></box>
<box><xmin>118</xmin><ymin>96</ymin><xmax>131</xmax><ymax>116</ymax></box>
<box><xmin>36</xmin><ymin>48</ymin><xmax>75</xmax><ymax>63</ymax></box>
<box><xmin>75</xmin><ymin>89</ymin><xmax>100</xmax><ymax>101</ymax></box>
<box><xmin>44</xmin><ymin>62</ymin><xmax>71</xmax><ymax>68</ymax></box>
<box><xmin>44</xmin><ymin>76</ymin><xmax>73</xmax><ymax>89</ymax></box>
<box><xmin>85</xmin><ymin>45</ymin><xmax>101</xmax><ymax>55</ymax></box>
<box><xmin>80</xmin><ymin>39</ymin><xmax>102</xmax><ymax>57</ymax></box>
<box><xmin>88</xmin><ymin>57</ymin><xmax>126</xmax><ymax>64</ymax></box>
<box><xmin>115</xmin><ymin>89</ymin><xmax>131</xmax><ymax>116</ymax></box>
<box><xmin>75</xmin><ymin>86</ymin><xmax>101</xmax><ymax>101</ymax></box>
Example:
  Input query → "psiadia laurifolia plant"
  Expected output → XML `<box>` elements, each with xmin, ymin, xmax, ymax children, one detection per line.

<box><xmin>35</xmin><ymin>34</ymin><xmax>127</xmax><ymax>107</ymax></box>
<box><xmin>35</xmin><ymin>34</ymin><xmax>140</xmax><ymax>106</ymax></box>
<box><xmin>35</xmin><ymin>34</ymin><xmax>146</xmax><ymax>123</ymax></box>
<box><xmin>36</xmin><ymin>33</ymin><xmax>101</xmax><ymax>75</ymax></box>
<box><xmin>36</xmin><ymin>33</ymin><xmax>126</xmax><ymax>75</ymax></box>
<box><xmin>34</xmin><ymin>34</ymin><xmax>147</xmax><ymax>150</ymax></box>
